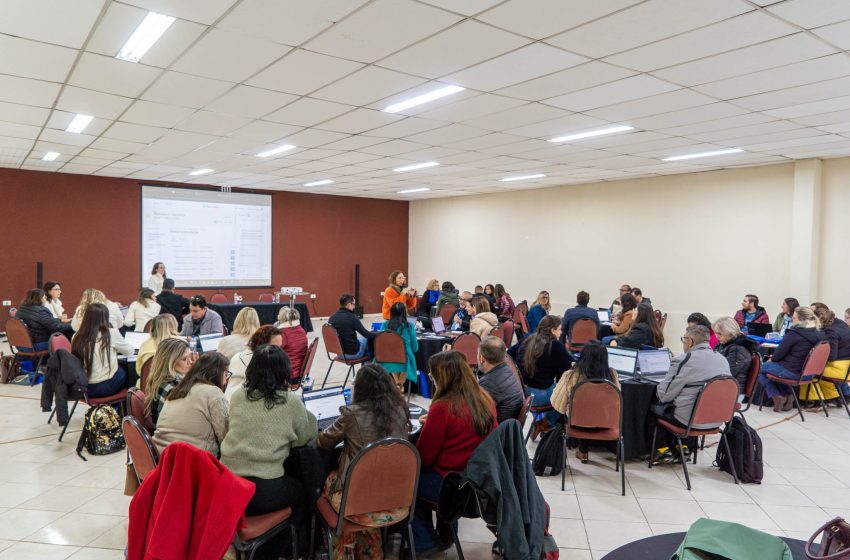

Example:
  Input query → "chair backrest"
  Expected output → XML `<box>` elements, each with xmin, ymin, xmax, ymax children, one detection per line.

<box><xmin>689</xmin><ymin>376</ymin><xmax>739</xmax><ymax>428</ymax></box>
<box><xmin>140</xmin><ymin>359</ymin><xmax>153</xmax><ymax>394</ymax></box>
<box><xmin>568</xmin><ymin>380</ymin><xmax>622</xmax><ymax>434</ymax></box>
<box><xmin>143</xmin><ymin>321</ymin><xmax>153</xmax><ymax>333</ymax></box>
<box><xmin>517</xmin><ymin>394</ymin><xmax>533</xmax><ymax>429</ymax></box>
<box><xmin>451</xmin><ymin>332</ymin><xmax>480</xmax><ymax>368</ymax></box>
<box><xmin>300</xmin><ymin>338</ymin><xmax>319</xmax><ymax>379</ymax></box>
<box><xmin>49</xmin><ymin>333</ymin><xmax>72</xmax><ymax>354</ymax></box>
<box><xmin>516</xmin><ymin>300</ymin><xmax>528</xmax><ymax>316</ymax></box>
<box><xmin>339</xmin><ymin>438</ymin><xmax>420</xmax><ymax>521</ymax></box>
<box><xmin>489</xmin><ymin>325</ymin><xmax>504</xmax><ymax>341</ymax></box>
<box><xmin>513</xmin><ymin>306</ymin><xmax>529</xmax><ymax>334</ymax></box>
<box><xmin>568</xmin><ymin>319</ymin><xmax>597</xmax><ymax>350</ymax></box>
<box><xmin>500</xmin><ymin>320</ymin><xmax>515</xmax><ymax>346</ymax></box>
<box><xmin>503</xmin><ymin>354</ymin><xmax>526</xmax><ymax>391</ymax></box>
<box><xmin>439</xmin><ymin>304</ymin><xmax>457</xmax><ymax>325</ymax></box>
<box><xmin>122</xmin><ymin>416</ymin><xmax>158</xmax><ymax>482</ymax></box>
<box><xmin>743</xmin><ymin>352</ymin><xmax>761</xmax><ymax>398</ymax></box>
<box><xmin>209</xmin><ymin>293</ymin><xmax>228</xmax><ymax>303</ymax></box>
<box><xmin>374</xmin><ymin>331</ymin><xmax>407</xmax><ymax>365</ymax></box>
<box><xmin>801</xmin><ymin>341</ymin><xmax>831</xmax><ymax>377</ymax></box>
<box><xmin>321</xmin><ymin>323</ymin><xmax>345</xmax><ymax>356</ymax></box>
<box><xmin>126</xmin><ymin>387</ymin><xmax>154</xmax><ymax>433</ymax></box>
<box><xmin>5</xmin><ymin>318</ymin><xmax>35</xmax><ymax>350</ymax></box>
<box><xmin>258</xmin><ymin>293</ymin><xmax>274</xmax><ymax>302</ymax></box>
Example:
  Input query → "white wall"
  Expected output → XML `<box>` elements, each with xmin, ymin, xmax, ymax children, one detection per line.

<box><xmin>818</xmin><ymin>158</ymin><xmax>850</xmax><ymax>311</ymax></box>
<box><xmin>410</xmin><ymin>162</ymin><xmax>808</xmax><ymax>344</ymax></box>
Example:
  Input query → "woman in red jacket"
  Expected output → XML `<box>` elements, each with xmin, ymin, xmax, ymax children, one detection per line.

<box><xmin>413</xmin><ymin>351</ymin><xmax>496</xmax><ymax>557</ymax></box>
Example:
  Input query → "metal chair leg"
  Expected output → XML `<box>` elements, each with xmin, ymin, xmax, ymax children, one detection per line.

<box><xmin>290</xmin><ymin>524</ymin><xmax>298</xmax><ymax>560</ymax></box>
<box><xmin>648</xmin><ymin>425</ymin><xmax>658</xmax><ymax>469</ymax></box>
<box><xmin>58</xmin><ymin>400</ymin><xmax>79</xmax><ymax>442</ymax></box>
<box><xmin>341</xmin><ymin>364</ymin><xmax>354</xmax><ymax>389</ymax></box>
<box><xmin>561</xmin><ymin>430</ymin><xmax>569</xmax><ymax>492</ymax></box>
<box><xmin>791</xmin><ymin>390</ymin><xmax>805</xmax><ymax>422</ymax></box>
<box><xmin>837</xmin><ymin>387</ymin><xmax>850</xmax><ymax>419</ymax></box>
<box><xmin>676</xmin><ymin>436</ymin><xmax>691</xmax><ymax>491</ymax></box>
<box><xmin>406</xmin><ymin>524</ymin><xmax>416</xmax><ymax>560</ymax></box>
<box><xmin>720</xmin><ymin>433</ymin><xmax>739</xmax><ymax>484</ymax></box>
<box><xmin>47</xmin><ymin>409</ymin><xmax>56</xmax><ymax>424</ymax></box>
<box><xmin>812</xmin><ymin>382</ymin><xmax>829</xmax><ymax>418</ymax></box>
<box><xmin>321</xmin><ymin>361</ymin><xmax>334</xmax><ymax>389</ymax></box>
<box><xmin>619</xmin><ymin>438</ymin><xmax>625</xmax><ymax>497</ymax></box>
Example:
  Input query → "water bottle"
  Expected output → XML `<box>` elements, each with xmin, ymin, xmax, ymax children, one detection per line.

<box><xmin>188</xmin><ymin>337</ymin><xmax>197</xmax><ymax>353</ymax></box>
<box><xmin>233</xmin><ymin>292</ymin><xmax>238</xmax><ymax>304</ymax></box>
<box><xmin>343</xmin><ymin>388</ymin><xmax>352</xmax><ymax>405</ymax></box>
<box><xmin>302</xmin><ymin>376</ymin><xmax>313</xmax><ymax>393</ymax></box>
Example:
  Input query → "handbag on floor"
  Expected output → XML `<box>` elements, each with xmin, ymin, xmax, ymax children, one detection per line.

<box><xmin>806</xmin><ymin>517</ymin><xmax>850</xmax><ymax>559</ymax></box>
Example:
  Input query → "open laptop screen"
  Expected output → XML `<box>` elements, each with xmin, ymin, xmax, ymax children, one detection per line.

<box><xmin>606</xmin><ymin>346</ymin><xmax>638</xmax><ymax>376</ymax></box>
<box><xmin>123</xmin><ymin>332</ymin><xmax>149</xmax><ymax>352</ymax></box>
<box><xmin>638</xmin><ymin>349</ymin><xmax>672</xmax><ymax>376</ymax></box>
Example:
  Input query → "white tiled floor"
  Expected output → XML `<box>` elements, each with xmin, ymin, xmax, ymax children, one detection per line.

<box><xmin>1</xmin><ymin>318</ymin><xmax>848</xmax><ymax>559</ymax></box>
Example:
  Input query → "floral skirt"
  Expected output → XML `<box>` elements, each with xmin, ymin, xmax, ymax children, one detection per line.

<box><xmin>323</xmin><ymin>470</ymin><xmax>409</xmax><ymax>560</ymax></box>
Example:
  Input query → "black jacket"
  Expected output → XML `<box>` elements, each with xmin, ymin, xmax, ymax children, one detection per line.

<box><xmin>510</xmin><ymin>338</ymin><xmax>571</xmax><ymax>390</ymax></box>
<box><xmin>616</xmin><ymin>322</ymin><xmax>657</xmax><ymax>349</ymax></box>
<box><xmin>772</xmin><ymin>326</ymin><xmax>825</xmax><ymax>374</ymax></box>
<box><xmin>825</xmin><ymin>320</ymin><xmax>850</xmax><ymax>361</ymax></box>
<box><xmin>15</xmin><ymin>304</ymin><xmax>73</xmax><ymax>344</ymax></box>
<box><xmin>156</xmin><ymin>291</ymin><xmax>190</xmax><ymax>329</ymax></box>
<box><xmin>327</xmin><ymin>307</ymin><xmax>375</xmax><ymax>355</ymax></box>
<box><xmin>479</xmin><ymin>362</ymin><xmax>525</xmax><ymax>424</ymax></box>
<box><xmin>715</xmin><ymin>334</ymin><xmax>759</xmax><ymax>391</ymax></box>
<box><xmin>41</xmin><ymin>349</ymin><xmax>87</xmax><ymax>424</ymax></box>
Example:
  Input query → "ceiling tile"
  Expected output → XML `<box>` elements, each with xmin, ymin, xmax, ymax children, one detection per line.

<box><xmin>365</xmin><ymin>117</ymin><xmax>447</xmax><ymax>139</ymax></box>
<box><xmin>812</xmin><ymin>20</ymin><xmax>850</xmax><ymax>50</ymax></box>
<box><xmin>204</xmin><ymin>86</ymin><xmax>298</xmax><ymax>118</ymax></box>
<box><xmin>0</xmin><ymin>0</ymin><xmax>104</xmax><ymax>48</ymax></box>
<box><xmin>0</xmin><ymin>101</ymin><xmax>49</xmax><ymax>126</ymax></box>
<box><xmin>39</xmin><ymin>128</ymin><xmax>97</xmax><ymax>148</ymax></box>
<box><xmin>175</xmin><ymin>111</ymin><xmax>252</xmax><ymax>135</ymax></box>
<box><xmin>495</xmin><ymin>61</ymin><xmax>636</xmax><ymax>102</ymax></box>
<box><xmin>0</xmin><ymin>75</ymin><xmax>61</xmax><ymax>108</ymax></box>
<box><xmin>545</xmin><ymin>75</ymin><xmax>679</xmax><ymax>112</ymax></box>
<box><xmin>584</xmin><ymin>89</ymin><xmax>716</xmax><ymax>122</ymax></box>
<box><xmin>314</xmin><ymin>108</ymin><xmax>402</xmax><ymax>134</ymax></box>
<box><xmin>358</xmin><ymin>139</ymin><xmax>429</xmax><ymax>156</ymax></box>
<box><xmin>0</xmin><ymin>34</ymin><xmax>77</xmax><ymax>82</ymax></box>
<box><xmin>283</xmin><ymin>128</ymin><xmax>351</xmax><ymax>148</ymax></box>
<box><xmin>321</xmin><ymin>135</ymin><xmax>388</xmax><ymax>151</ymax></box>
<box><xmin>264</xmin><ymin>98</ymin><xmax>355</xmax><ymax>127</ymax></box>
<box><xmin>417</xmin><ymin>93</ymin><xmax>526</xmax><ymax>123</ymax></box>
<box><xmin>120</xmin><ymin>0</ymin><xmax>239</xmax><ymax>25</ymax></box>
<box><xmin>659</xmin><ymin>112</ymin><xmax>775</xmax><ymax>136</ymax></box>
<box><xmin>418</xmin><ymin>0</ymin><xmax>502</xmax><ymax>15</ymax></box>
<box><xmin>766</xmin><ymin>0</ymin><xmax>850</xmax><ymax>29</ymax></box>
<box><xmin>44</xmin><ymin>111</ymin><xmax>111</xmax><ymax>136</ymax></box>
<box><xmin>730</xmin><ymin>76</ymin><xmax>850</xmax><ymax>112</ymax></box>
<box><xmin>171</xmin><ymin>29</ymin><xmax>291</xmax><ymax>83</ymax></box>
<box><xmin>405</xmin><ymin>123</ymin><xmax>492</xmax><ymax>145</ymax></box>
<box><xmin>142</xmin><ymin>72</ymin><xmax>235</xmax><ymax>108</ymax></box>
<box><xmin>69</xmin><ymin>53</ymin><xmax>162</xmax><ymax>98</ymax></box>
<box><xmin>121</xmin><ymin>100</ymin><xmax>196</xmax><ymax>128</ymax></box>
<box><xmin>763</xmin><ymin>95</ymin><xmax>850</xmax><ymax>120</ymax></box>
<box><xmin>463</xmin><ymin>103</ymin><xmax>567</xmax><ymax>131</ymax></box>
<box><xmin>56</xmin><ymin>86</ymin><xmax>133</xmax><ymax>120</ymax></box>
<box><xmin>477</xmin><ymin>0</ymin><xmax>643</xmax><ymax>40</ymax></box>
<box><xmin>629</xmin><ymin>102</ymin><xmax>749</xmax><ymax>131</ymax></box>
<box><xmin>312</xmin><ymin>66</ymin><xmax>425</xmax><ymax>106</ymax></box>
<box><xmin>102</xmin><ymin>122</ymin><xmax>169</xmax><ymax>144</ymax></box>
<box><xmin>247</xmin><ymin>49</ymin><xmax>364</xmax><ymax>95</ymax></box>
<box><xmin>227</xmin><ymin>120</ymin><xmax>303</xmax><ymax>142</ymax></box>
<box><xmin>506</xmin><ymin>113</ymin><xmax>611</xmax><ymax>139</ymax></box>
<box><xmin>305</xmin><ymin>0</ymin><xmax>461</xmax><ymax>63</ymax></box>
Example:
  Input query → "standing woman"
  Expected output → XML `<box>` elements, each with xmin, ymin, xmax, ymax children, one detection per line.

<box><xmin>412</xmin><ymin>351</ymin><xmax>496</xmax><ymax>557</ymax></box>
<box><xmin>377</xmin><ymin>302</ymin><xmax>419</xmax><ymax>392</ymax></box>
<box><xmin>773</xmin><ymin>298</ymin><xmax>800</xmax><ymax>336</ymax></box>
<box><xmin>147</xmin><ymin>262</ymin><xmax>167</xmax><ymax>296</ymax></box>
<box><xmin>43</xmin><ymin>282</ymin><xmax>69</xmax><ymax>322</ymax></box>
<box><xmin>382</xmin><ymin>270</ymin><xmax>417</xmax><ymax>320</ymax></box>
<box><xmin>71</xmin><ymin>303</ymin><xmax>134</xmax><ymax>397</ymax></box>
<box><xmin>124</xmin><ymin>288</ymin><xmax>161</xmax><ymax>333</ymax></box>
<box><xmin>143</xmin><ymin>338</ymin><xmax>194</xmax><ymax>426</ymax></box>
<box><xmin>218</xmin><ymin>307</ymin><xmax>261</xmax><ymax>359</ymax></box>
<box><xmin>526</xmin><ymin>291</ymin><xmax>551</xmax><ymax>333</ymax></box>
<box><xmin>137</xmin><ymin>314</ymin><xmax>181</xmax><ymax>373</ymax></box>
<box><xmin>15</xmin><ymin>289</ymin><xmax>74</xmax><ymax>350</ymax></box>
<box><xmin>492</xmin><ymin>284</ymin><xmax>515</xmax><ymax>322</ymax></box>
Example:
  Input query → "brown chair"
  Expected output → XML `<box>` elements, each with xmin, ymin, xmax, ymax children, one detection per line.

<box><xmin>649</xmin><ymin>376</ymin><xmax>739</xmax><ymax>490</ymax></box>
<box><xmin>451</xmin><ymin>332</ymin><xmax>480</xmax><ymax>369</ymax></box>
<box><xmin>126</xmin><ymin>387</ymin><xmax>154</xmax><ymax>433</ymax></box>
<box><xmin>210</xmin><ymin>293</ymin><xmax>228</xmax><ymax>303</ymax></box>
<box><xmin>292</xmin><ymin>338</ymin><xmax>319</xmax><ymax>389</ymax></box>
<box><xmin>439</xmin><ymin>304</ymin><xmax>457</xmax><ymax>326</ymax></box>
<box><xmin>735</xmin><ymin>352</ymin><xmax>762</xmax><ymax>415</ymax></box>
<box><xmin>234</xmin><ymin>508</ymin><xmax>298</xmax><ymax>560</ymax></box>
<box><xmin>517</xmin><ymin>394</ymin><xmax>533</xmax><ymax>429</ymax></box>
<box><xmin>258</xmin><ymin>293</ymin><xmax>275</xmax><ymax>302</ymax></box>
<box><xmin>568</xmin><ymin>319</ymin><xmax>597</xmax><ymax>353</ymax></box>
<box><xmin>320</xmin><ymin>324</ymin><xmax>369</xmax><ymax>389</ymax></box>
<box><xmin>489</xmin><ymin>325</ymin><xmax>504</xmax><ymax>341</ymax></box>
<box><xmin>501</xmin><ymin>319</ymin><xmax>515</xmax><ymax>346</ymax></box>
<box><xmin>5</xmin><ymin>318</ymin><xmax>50</xmax><ymax>384</ymax></box>
<box><xmin>49</xmin><ymin>333</ymin><xmax>71</xmax><ymax>353</ymax></box>
<box><xmin>654</xmin><ymin>309</ymin><xmax>668</xmax><ymax>331</ymax></box>
<box><xmin>757</xmin><ymin>340</ymin><xmax>831</xmax><ymax>422</ymax></box>
<box><xmin>563</xmin><ymin>380</ymin><xmax>624</xmax><ymax>494</ymax></box>
<box><xmin>123</xmin><ymin>415</ymin><xmax>159</xmax><ymax>483</ymax></box>
<box><xmin>314</xmin><ymin>438</ymin><xmax>420</xmax><ymax>560</ymax></box>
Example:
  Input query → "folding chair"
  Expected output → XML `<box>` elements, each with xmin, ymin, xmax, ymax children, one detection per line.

<box><xmin>126</xmin><ymin>387</ymin><xmax>154</xmax><ymax>433</ymax></box>
<box><xmin>439</xmin><ymin>304</ymin><xmax>457</xmax><ymax>327</ymax></box>
<box><xmin>123</xmin><ymin>415</ymin><xmax>159</xmax><ymax>483</ymax></box>
<box><xmin>320</xmin><ymin>324</ymin><xmax>369</xmax><ymax>389</ymax></box>
<box><xmin>567</xmin><ymin>318</ymin><xmax>597</xmax><ymax>353</ymax></box>
<box><xmin>757</xmin><ymin>341</ymin><xmax>831</xmax><ymax>421</ymax></box>
<box><xmin>258</xmin><ymin>293</ymin><xmax>275</xmax><ymax>302</ymax></box>
<box><xmin>5</xmin><ymin>318</ymin><xmax>49</xmax><ymax>384</ymax></box>
<box><xmin>451</xmin><ymin>333</ymin><xmax>480</xmax><ymax>370</ymax></box>
<box><xmin>210</xmin><ymin>293</ymin><xmax>228</xmax><ymax>303</ymax></box>
<box><xmin>292</xmin><ymin>338</ymin><xmax>319</xmax><ymax>389</ymax></box>
<box><xmin>374</xmin><ymin>332</ymin><xmax>409</xmax><ymax>398</ymax></box>
<box><xmin>735</xmin><ymin>352</ymin><xmax>761</xmax><ymax>415</ymax></box>
<box><xmin>500</xmin><ymin>320</ymin><xmax>515</xmax><ymax>346</ymax></box>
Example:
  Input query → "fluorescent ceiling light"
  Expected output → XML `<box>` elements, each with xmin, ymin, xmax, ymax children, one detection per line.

<box><xmin>499</xmin><ymin>173</ymin><xmax>546</xmax><ymax>182</ymax></box>
<box><xmin>662</xmin><ymin>148</ymin><xmax>744</xmax><ymax>162</ymax></box>
<box><xmin>189</xmin><ymin>168</ymin><xmax>214</xmax><ymax>176</ymax></box>
<box><xmin>116</xmin><ymin>12</ymin><xmax>176</xmax><ymax>63</ymax></box>
<box><xmin>65</xmin><ymin>114</ymin><xmax>94</xmax><ymax>134</ymax></box>
<box><xmin>383</xmin><ymin>85</ymin><xmax>465</xmax><ymax>114</ymax></box>
<box><xmin>393</xmin><ymin>161</ymin><xmax>439</xmax><ymax>172</ymax></box>
<box><xmin>304</xmin><ymin>179</ymin><xmax>334</xmax><ymax>187</ymax></box>
<box><xmin>256</xmin><ymin>144</ymin><xmax>296</xmax><ymax>158</ymax></box>
<box><xmin>42</xmin><ymin>152</ymin><xmax>60</xmax><ymax>161</ymax></box>
<box><xmin>398</xmin><ymin>187</ymin><xmax>430</xmax><ymax>194</ymax></box>
<box><xmin>549</xmin><ymin>125</ymin><xmax>634</xmax><ymax>143</ymax></box>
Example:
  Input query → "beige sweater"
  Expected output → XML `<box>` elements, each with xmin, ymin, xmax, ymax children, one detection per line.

<box><xmin>124</xmin><ymin>300</ymin><xmax>161</xmax><ymax>332</ymax></box>
<box><xmin>152</xmin><ymin>383</ymin><xmax>230</xmax><ymax>456</ymax></box>
<box><xmin>470</xmin><ymin>312</ymin><xmax>499</xmax><ymax>339</ymax></box>
<box><xmin>217</xmin><ymin>334</ymin><xmax>250</xmax><ymax>360</ymax></box>
<box><xmin>72</xmin><ymin>328</ymin><xmax>134</xmax><ymax>385</ymax></box>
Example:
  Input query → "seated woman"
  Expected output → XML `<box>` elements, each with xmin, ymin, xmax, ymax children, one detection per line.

<box><xmin>220</xmin><ymin>344</ymin><xmax>317</xmax><ymax>557</ymax></box>
<box><xmin>71</xmin><ymin>303</ymin><xmax>134</xmax><ymax>397</ymax></box>
<box><xmin>417</xmin><ymin>278</ymin><xmax>441</xmax><ymax>320</ymax></box>
<box><xmin>42</xmin><ymin>281</ymin><xmax>69</xmax><ymax>322</ymax></box>
<box><xmin>526</xmin><ymin>291</ymin><xmax>551</xmax><ymax>333</ymax></box>
<box><xmin>602</xmin><ymin>293</ymin><xmax>637</xmax><ymax>343</ymax></box>
<box><xmin>800</xmin><ymin>306</ymin><xmax>850</xmax><ymax>405</ymax></box>
<box><xmin>226</xmin><ymin>325</ymin><xmax>282</xmax><ymax>400</ymax></box>
<box><xmin>712</xmin><ymin>317</ymin><xmax>759</xmax><ymax>394</ymax></box>
<box><xmin>382</xmin><ymin>270</ymin><xmax>417</xmax><ymax>320</ymax></box>
<box><xmin>377</xmin><ymin>302</ymin><xmax>419</xmax><ymax>392</ymax></box>
<box><xmin>468</xmin><ymin>296</ymin><xmax>498</xmax><ymax>339</ymax></box>
<box><xmin>123</xmin><ymin>288</ymin><xmax>161</xmax><ymax>333</ymax></box>
<box><xmin>15</xmin><ymin>288</ymin><xmax>73</xmax><ymax>351</ymax></box>
<box><xmin>758</xmin><ymin>307</ymin><xmax>825</xmax><ymax>412</ymax></box>
<box><xmin>317</xmin><ymin>364</ymin><xmax>410</xmax><ymax>559</ymax></box>
<box><xmin>276</xmin><ymin>306</ymin><xmax>308</xmax><ymax>385</ymax></box>
<box><xmin>152</xmin><ymin>351</ymin><xmax>229</xmax><ymax>455</ymax></box>
<box><xmin>773</xmin><ymin>298</ymin><xmax>800</xmax><ymax>336</ymax></box>
<box><xmin>688</xmin><ymin>312</ymin><xmax>719</xmax><ymax>349</ymax></box>
<box><xmin>412</xmin><ymin>351</ymin><xmax>496</xmax><ymax>558</ymax></box>
<box><xmin>483</xmin><ymin>284</ymin><xmax>498</xmax><ymax>312</ymax></box>
<box><xmin>436</xmin><ymin>281</ymin><xmax>459</xmax><ymax>313</ymax></box>
<box><xmin>611</xmin><ymin>303</ymin><xmax>664</xmax><ymax>349</ymax></box>
<box><xmin>71</xmin><ymin>288</ymin><xmax>123</xmax><ymax>331</ymax></box>
<box><xmin>217</xmin><ymin>307</ymin><xmax>260</xmax><ymax>359</ymax></box>
<box><xmin>492</xmin><ymin>284</ymin><xmax>515</xmax><ymax>322</ymax></box>
<box><xmin>137</xmin><ymin>314</ymin><xmax>181</xmax><ymax>373</ymax></box>
<box><xmin>508</xmin><ymin>315</ymin><xmax>571</xmax><ymax>427</ymax></box>
<box><xmin>143</xmin><ymin>338</ymin><xmax>194</xmax><ymax>426</ymax></box>
<box><xmin>551</xmin><ymin>340</ymin><xmax>620</xmax><ymax>463</ymax></box>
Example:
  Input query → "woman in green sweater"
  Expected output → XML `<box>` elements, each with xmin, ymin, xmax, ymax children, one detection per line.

<box><xmin>220</xmin><ymin>344</ymin><xmax>317</xmax><ymax>521</ymax></box>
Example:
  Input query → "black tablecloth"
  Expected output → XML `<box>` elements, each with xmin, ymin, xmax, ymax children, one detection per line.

<box><xmin>415</xmin><ymin>335</ymin><xmax>452</xmax><ymax>373</ymax></box>
<box><xmin>208</xmin><ymin>302</ymin><xmax>312</xmax><ymax>333</ymax></box>
<box><xmin>602</xmin><ymin>532</ymin><xmax>806</xmax><ymax>559</ymax></box>
<box><xmin>599</xmin><ymin>378</ymin><xmax>658</xmax><ymax>460</ymax></box>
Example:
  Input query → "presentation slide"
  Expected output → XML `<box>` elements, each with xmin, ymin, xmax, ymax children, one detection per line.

<box><xmin>141</xmin><ymin>186</ymin><xmax>272</xmax><ymax>288</ymax></box>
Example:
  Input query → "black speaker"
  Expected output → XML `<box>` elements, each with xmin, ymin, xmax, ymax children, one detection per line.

<box><xmin>36</xmin><ymin>261</ymin><xmax>43</xmax><ymax>288</ymax></box>
<box><xmin>354</xmin><ymin>263</ymin><xmax>363</xmax><ymax>318</ymax></box>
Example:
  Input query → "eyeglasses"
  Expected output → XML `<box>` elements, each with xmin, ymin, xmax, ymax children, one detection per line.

<box><xmin>225</xmin><ymin>370</ymin><xmax>233</xmax><ymax>380</ymax></box>
<box><xmin>680</xmin><ymin>336</ymin><xmax>691</xmax><ymax>343</ymax></box>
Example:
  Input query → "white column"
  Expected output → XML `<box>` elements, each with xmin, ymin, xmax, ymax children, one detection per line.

<box><xmin>789</xmin><ymin>159</ymin><xmax>822</xmax><ymax>303</ymax></box>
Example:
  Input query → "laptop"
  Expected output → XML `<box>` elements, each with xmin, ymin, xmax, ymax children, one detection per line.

<box><xmin>606</xmin><ymin>346</ymin><xmax>638</xmax><ymax>377</ymax></box>
<box><xmin>597</xmin><ymin>309</ymin><xmax>611</xmax><ymax>323</ymax></box>
<box><xmin>637</xmin><ymin>349</ymin><xmax>672</xmax><ymax>381</ymax></box>
<box><xmin>747</xmin><ymin>322</ymin><xmax>772</xmax><ymax>337</ymax></box>
<box><xmin>431</xmin><ymin>316</ymin><xmax>446</xmax><ymax>334</ymax></box>
<box><xmin>199</xmin><ymin>334</ymin><xmax>224</xmax><ymax>353</ymax></box>
<box><xmin>123</xmin><ymin>331</ymin><xmax>149</xmax><ymax>353</ymax></box>
<box><xmin>303</xmin><ymin>387</ymin><xmax>347</xmax><ymax>430</ymax></box>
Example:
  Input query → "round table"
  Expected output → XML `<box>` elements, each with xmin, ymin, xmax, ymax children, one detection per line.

<box><xmin>602</xmin><ymin>532</ymin><xmax>806</xmax><ymax>559</ymax></box>
<box><xmin>415</xmin><ymin>334</ymin><xmax>453</xmax><ymax>372</ymax></box>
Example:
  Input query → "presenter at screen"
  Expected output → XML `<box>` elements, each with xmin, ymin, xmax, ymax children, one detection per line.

<box><xmin>382</xmin><ymin>270</ymin><xmax>417</xmax><ymax>320</ymax></box>
<box><xmin>181</xmin><ymin>295</ymin><xmax>224</xmax><ymax>337</ymax></box>
<box><xmin>147</xmin><ymin>262</ymin><xmax>167</xmax><ymax>295</ymax></box>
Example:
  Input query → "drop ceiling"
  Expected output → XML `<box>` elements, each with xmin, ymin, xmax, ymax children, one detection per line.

<box><xmin>3</xmin><ymin>0</ymin><xmax>850</xmax><ymax>199</ymax></box>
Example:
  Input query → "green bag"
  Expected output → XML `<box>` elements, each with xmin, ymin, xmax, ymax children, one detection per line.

<box><xmin>672</xmin><ymin>518</ymin><xmax>792</xmax><ymax>560</ymax></box>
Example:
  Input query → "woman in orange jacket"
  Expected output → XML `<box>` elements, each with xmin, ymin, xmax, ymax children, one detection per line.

<box><xmin>382</xmin><ymin>270</ymin><xmax>417</xmax><ymax>320</ymax></box>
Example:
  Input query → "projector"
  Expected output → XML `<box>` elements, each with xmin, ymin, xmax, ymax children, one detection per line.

<box><xmin>280</xmin><ymin>287</ymin><xmax>304</xmax><ymax>296</ymax></box>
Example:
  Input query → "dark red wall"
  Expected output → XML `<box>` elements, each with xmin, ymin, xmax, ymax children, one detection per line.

<box><xmin>0</xmin><ymin>168</ymin><xmax>408</xmax><ymax>322</ymax></box>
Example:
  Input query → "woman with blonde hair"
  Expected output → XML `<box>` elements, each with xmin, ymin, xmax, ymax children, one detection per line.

<box><xmin>143</xmin><ymin>338</ymin><xmax>194</xmax><ymax>426</ymax></box>
<box><xmin>276</xmin><ymin>306</ymin><xmax>308</xmax><ymax>383</ymax></box>
<box><xmin>713</xmin><ymin>316</ymin><xmax>758</xmax><ymax>393</ymax></box>
<box><xmin>417</xmin><ymin>278</ymin><xmax>441</xmax><ymax>319</ymax></box>
<box><xmin>526</xmin><ymin>290</ymin><xmax>551</xmax><ymax>333</ymax></box>
<box><xmin>71</xmin><ymin>288</ymin><xmax>123</xmax><ymax>331</ymax></box>
<box><xmin>137</xmin><ymin>314</ymin><xmax>180</xmax><ymax>373</ymax></box>
<box><xmin>217</xmin><ymin>307</ymin><xmax>261</xmax><ymax>359</ymax></box>
<box><xmin>800</xmin><ymin>305</ymin><xmax>850</xmax><ymax>406</ymax></box>
<box><xmin>124</xmin><ymin>288</ymin><xmax>161</xmax><ymax>332</ymax></box>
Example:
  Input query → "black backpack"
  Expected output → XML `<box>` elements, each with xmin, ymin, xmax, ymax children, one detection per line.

<box><xmin>532</xmin><ymin>427</ymin><xmax>564</xmax><ymax>477</ymax></box>
<box><xmin>76</xmin><ymin>405</ymin><xmax>125</xmax><ymax>460</ymax></box>
<box><xmin>714</xmin><ymin>416</ymin><xmax>763</xmax><ymax>484</ymax></box>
